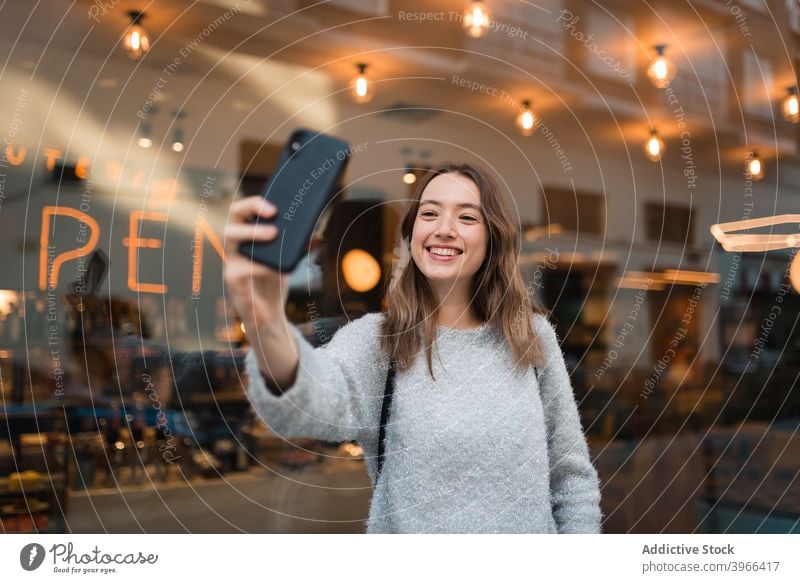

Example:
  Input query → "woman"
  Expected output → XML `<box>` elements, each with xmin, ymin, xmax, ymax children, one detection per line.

<box><xmin>223</xmin><ymin>162</ymin><xmax>602</xmax><ymax>533</ymax></box>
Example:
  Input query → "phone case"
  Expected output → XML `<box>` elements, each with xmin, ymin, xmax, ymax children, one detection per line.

<box><xmin>238</xmin><ymin>128</ymin><xmax>352</xmax><ymax>273</ymax></box>
<box><xmin>67</xmin><ymin>249</ymin><xmax>108</xmax><ymax>295</ymax></box>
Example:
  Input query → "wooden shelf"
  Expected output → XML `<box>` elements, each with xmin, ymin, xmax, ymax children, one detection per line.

<box><xmin>1</xmin><ymin>502</ymin><xmax>49</xmax><ymax>516</ymax></box>
<box><xmin>0</xmin><ymin>472</ymin><xmax>66</xmax><ymax>533</ymax></box>
<box><xmin>0</xmin><ymin>473</ymin><xmax>65</xmax><ymax>495</ymax></box>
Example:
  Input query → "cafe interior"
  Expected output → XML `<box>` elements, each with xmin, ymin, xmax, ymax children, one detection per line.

<box><xmin>0</xmin><ymin>0</ymin><xmax>799</xmax><ymax>533</ymax></box>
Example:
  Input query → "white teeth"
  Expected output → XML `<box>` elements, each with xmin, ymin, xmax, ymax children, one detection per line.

<box><xmin>429</xmin><ymin>247</ymin><xmax>460</xmax><ymax>257</ymax></box>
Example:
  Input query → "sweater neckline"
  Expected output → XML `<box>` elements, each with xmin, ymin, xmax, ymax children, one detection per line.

<box><xmin>436</xmin><ymin>321</ymin><xmax>491</xmax><ymax>335</ymax></box>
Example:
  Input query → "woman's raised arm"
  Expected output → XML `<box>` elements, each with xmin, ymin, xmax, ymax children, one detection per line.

<box><xmin>223</xmin><ymin>194</ymin><xmax>298</xmax><ymax>390</ymax></box>
<box><xmin>223</xmin><ymin>195</ymin><xmax>386</xmax><ymax>443</ymax></box>
<box><xmin>243</xmin><ymin>314</ymin><xmax>386</xmax><ymax>443</ymax></box>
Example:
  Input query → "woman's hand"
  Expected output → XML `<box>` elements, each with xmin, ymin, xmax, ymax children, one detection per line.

<box><xmin>223</xmin><ymin>195</ymin><xmax>289</xmax><ymax>331</ymax></box>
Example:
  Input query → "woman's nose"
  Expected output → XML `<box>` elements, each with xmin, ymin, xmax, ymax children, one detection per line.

<box><xmin>435</xmin><ymin>215</ymin><xmax>457</xmax><ymax>238</ymax></box>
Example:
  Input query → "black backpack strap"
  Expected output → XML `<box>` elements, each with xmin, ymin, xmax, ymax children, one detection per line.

<box><xmin>376</xmin><ymin>359</ymin><xmax>396</xmax><ymax>480</ymax></box>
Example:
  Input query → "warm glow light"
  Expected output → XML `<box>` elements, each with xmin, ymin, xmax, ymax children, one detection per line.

<box><xmin>709</xmin><ymin>214</ymin><xmax>800</xmax><ymax>253</ymax></box>
<box><xmin>0</xmin><ymin>290</ymin><xmax>18</xmax><ymax>315</ymax></box>
<box><xmin>782</xmin><ymin>86</ymin><xmax>800</xmax><ymax>123</ymax></box>
<box><xmin>788</xmin><ymin>96</ymin><xmax>799</xmax><ymax>117</ymax></box>
<box><xmin>341</xmin><ymin>249</ymin><xmax>382</xmax><ymax>292</ymax></box>
<box><xmin>138</xmin><ymin>120</ymin><xmax>153</xmax><ymax>149</ymax></box>
<box><xmin>615</xmin><ymin>276</ymin><xmax>665</xmax><ymax>291</ymax></box>
<box><xmin>791</xmin><ymin>255</ymin><xmax>800</xmax><ymax>294</ymax></box>
<box><xmin>355</xmin><ymin>77</ymin><xmax>368</xmax><ymax>97</ymax></box>
<box><xmin>524</xmin><ymin>223</ymin><xmax>562</xmax><ymax>241</ymax></box>
<box><xmin>520</xmin><ymin>111</ymin><xmax>534</xmax><ymax>130</ymax></box>
<box><xmin>463</xmin><ymin>1</ymin><xmax>491</xmax><ymax>38</ymax></box>
<box><xmin>644</xmin><ymin>129</ymin><xmax>665</xmax><ymax>162</ymax></box>
<box><xmin>661</xmin><ymin>270</ymin><xmax>721</xmax><ymax>285</ymax></box>
<box><xmin>402</xmin><ymin>169</ymin><xmax>417</xmax><ymax>184</ymax></box>
<box><xmin>746</xmin><ymin>152</ymin><xmax>764</xmax><ymax>180</ymax></box>
<box><xmin>171</xmin><ymin>117</ymin><xmax>185</xmax><ymax>153</ymax></box>
<box><xmin>647</xmin><ymin>45</ymin><xmax>676</xmax><ymax>89</ymax></box>
<box><xmin>516</xmin><ymin>100</ymin><xmax>538</xmax><ymax>136</ymax></box>
<box><xmin>350</xmin><ymin>63</ymin><xmax>374</xmax><ymax>104</ymax></box>
<box><xmin>122</xmin><ymin>12</ymin><xmax>150</xmax><ymax>60</ymax></box>
<box><xmin>616</xmin><ymin>269</ymin><xmax>720</xmax><ymax>289</ymax></box>
<box><xmin>617</xmin><ymin>269</ymin><xmax>720</xmax><ymax>289</ymax></box>
<box><xmin>339</xmin><ymin>442</ymin><xmax>364</xmax><ymax>457</ymax></box>
<box><xmin>711</xmin><ymin>215</ymin><xmax>800</xmax><ymax>293</ymax></box>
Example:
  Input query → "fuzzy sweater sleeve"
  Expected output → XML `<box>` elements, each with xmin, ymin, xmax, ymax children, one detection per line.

<box><xmin>244</xmin><ymin>313</ymin><xmax>386</xmax><ymax>443</ymax></box>
<box><xmin>534</xmin><ymin>314</ymin><xmax>603</xmax><ymax>533</ymax></box>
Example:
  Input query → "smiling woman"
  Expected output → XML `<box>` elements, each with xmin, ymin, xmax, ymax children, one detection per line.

<box><xmin>383</xmin><ymin>162</ymin><xmax>547</xmax><ymax>378</ymax></box>
<box><xmin>235</xmin><ymin>162</ymin><xmax>603</xmax><ymax>533</ymax></box>
<box><xmin>412</xmin><ymin>176</ymin><xmax>488</xmax><ymax>326</ymax></box>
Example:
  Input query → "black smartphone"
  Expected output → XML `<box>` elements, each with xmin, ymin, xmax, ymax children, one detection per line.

<box><xmin>68</xmin><ymin>248</ymin><xmax>108</xmax><ymax>295</ymax></box>
<box><xmin>238</xmin><ymin>128</ymin><xmax>352</xmax><ymax>273</ymax></box>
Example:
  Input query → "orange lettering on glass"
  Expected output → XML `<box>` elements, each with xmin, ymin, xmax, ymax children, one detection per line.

<box><xmin>192</xmin><ymin>217</ymin><xmax>226</xmax><ymax>296</ymax></box>
<box><xmin>123</xmin><ymin>210</ymin><xmax>167</xmax><ymax>293</ymax></box>
<box><xmin>39</xmin><ymin>206</ymin><xmax>100</xmax><ymax>290</ymax></box>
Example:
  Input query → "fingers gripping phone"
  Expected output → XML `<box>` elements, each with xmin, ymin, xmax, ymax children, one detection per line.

<box><xmin>238</xmin><ymin>128</ymin><xmax>352</xmax><ymax>273</ymax></box>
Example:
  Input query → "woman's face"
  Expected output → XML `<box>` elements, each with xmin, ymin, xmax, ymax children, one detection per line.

<box><xmin>410</xmin><ymin>172</ymin><xmax>488</xmax><ymax>294</ymax></box>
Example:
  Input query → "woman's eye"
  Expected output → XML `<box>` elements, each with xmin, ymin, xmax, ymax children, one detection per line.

<box><xmin>419</xmin><ymin>210</ymin><xmax>478</xmax><ymax>221</ymax></box>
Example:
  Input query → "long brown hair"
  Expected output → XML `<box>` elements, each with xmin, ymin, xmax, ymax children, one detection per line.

<box><xmin>380</xmin><ymin>162</ymin><xmax>546</xmax><ymax>379</ymax></box>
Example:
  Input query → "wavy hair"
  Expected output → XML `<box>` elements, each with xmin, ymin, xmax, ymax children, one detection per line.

<box><xmin>380</xmin><ymin>162</ymin><xmax>546</xmax><ymax>379</ymax></box>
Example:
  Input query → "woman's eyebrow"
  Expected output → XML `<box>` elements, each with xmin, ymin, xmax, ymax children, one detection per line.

<box><xmin>419</xmin><ymin>199</ymin><xmax>482</xmax><ymax>211</ymax></box>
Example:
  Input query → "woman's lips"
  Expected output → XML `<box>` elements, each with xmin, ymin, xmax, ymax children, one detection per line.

<box><xmin>426</xmin><ymin>247</ymin><xmax>462</xmax><ymax>263</ymax></box>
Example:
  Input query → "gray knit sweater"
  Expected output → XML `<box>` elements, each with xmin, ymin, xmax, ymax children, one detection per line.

<box><xmin>244</xmin><ymin>312</ymin><xmax>602</xmax><ymax>533</ymax></box>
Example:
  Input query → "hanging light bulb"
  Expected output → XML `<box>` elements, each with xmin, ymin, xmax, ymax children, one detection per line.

<box><xmin>745</xmin><ymin>152</ymin><xmax>764</xmax><ymax>180</ymax></box>
<box><xmin>138</xmin><ymin>106</ymin><xmax>156</xmax><ymax>148</ymax></box>
<box><xmin>350</xmin><ymin>63</ymin><xmax>374</xmax><ymax>104</ymax></box>
<box><xmin>463</xmin><ymin>1</ymin><xmax>491</xmax><ymax>38</ymax></box>
<box><xmin>644</xmin><ymin>129</ymin><xmax>665</xmax><ymax>162</ymax></box>
<box><xmin>647</xmin><ymin>44</ymin><xmax>676</xmax><ymax>89</ymax></box>
<box><xmin>122</xmin><ymin>11</ymin><xmax>150</xmax><ymax>60</ymax></box>
<box><xmin>516</xmin><ymin>100</ymin><xmax>538</xmax><ymax>136</ymax></box>
<box><xmin>782</xmin><ymin>86</ymin><xmax>800</xmax><ymax>123</ymax></box>
<box><xmin>171</xmin><ymin>128</ymin><xmax>184</xmax><ymax>152</ymax></box>
<box><xmin>402</xmin><ymin>166</ymin><xmax>417</xmax><ymax>185</ymax></box>
<box><xmin>138</xmin><ymin>123</ymin><xmax>152</xmax><ymax>148</ymax></box>
<box><xmin>171</xmin><ymin>110</ymin><xmax>185</xmax><ymax>152</ymax></box>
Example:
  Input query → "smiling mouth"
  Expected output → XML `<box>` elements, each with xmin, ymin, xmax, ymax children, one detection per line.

<box><xmin>426</xmin><ymin>246</ymin><xmax>463</xmax><ymax>258</ymax></box>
